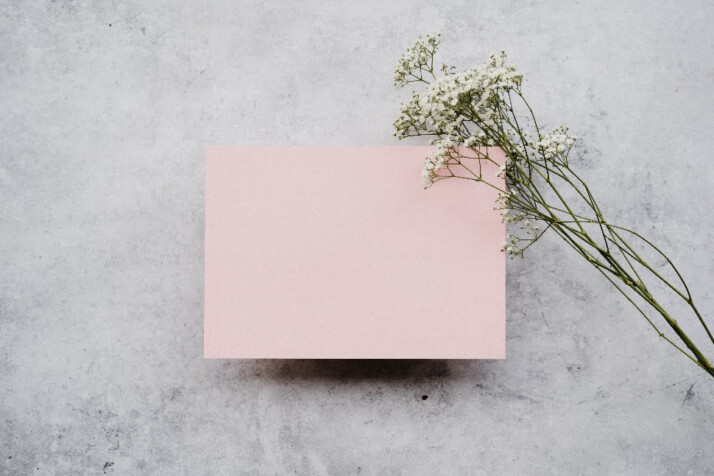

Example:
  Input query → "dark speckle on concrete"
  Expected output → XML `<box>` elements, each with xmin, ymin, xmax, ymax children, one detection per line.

<box><xmin>684</xmin><ymin>384</ymin><xmax>695</xmax><ymax>404</ymax></box>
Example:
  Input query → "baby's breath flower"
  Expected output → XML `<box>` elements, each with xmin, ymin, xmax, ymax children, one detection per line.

<box><xmin>534</xmin><ymin>126</ymin><xmax>577</xmax><ymax>161</ymax></box>
<box><xmin>392</xmin><ymin>34</ymin><xmax>714</xmax><ymax>378</ymax></box>
<box><xmin>393</xmin><ymin>48</ymin><xmax>523</xmax><ymax>185</ymax></box>
<box><xmin>393</xmin><ymin>33</ymin><xmax>441</xmax><ymax>88</ymax></box>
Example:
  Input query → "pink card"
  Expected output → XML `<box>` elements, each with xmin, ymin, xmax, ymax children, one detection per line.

<box><xmin>204</xmin><ymin>146</ymin><xmax>505</xmax><ymax>359</ymax></box>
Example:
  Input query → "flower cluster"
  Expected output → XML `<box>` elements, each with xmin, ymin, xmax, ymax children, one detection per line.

<box><xmin>503</xmin><ymin>232</ymin><xmax>521</xmax><ymax>257</ymax></box>
<box><xmin>535</xmin><ymin>126</ymin><xmax>577</xmax><ymax>162</ymax></box>
<box><xmin>421</xmin><ymin>140</ymin><xmax>455</xmax><ymax>186</ymax></box>
<box><xmin>392</xmin><ymin>33</ymin><xmax>441</xmax><ymax>88</ymax></box>
<box><xmin>392</xmin><ymin>34</ymin><xmax>714</xmax><ymax>379</ymax></box>
<box><xmin>492</xmin><ymin>189</ymin><xmax>539</xmax><ymax>257</ymax></box>
<box><xmin>392</xmin><ymin>40</ymin><xmax>577</xmax><ymax>256</ymax></box>
<box><xmin>393</xmin><ymin>50</ymin><xmax>523</xmax><ymax>187</ymax></box>
<box><xmin>393</xmin><ymin>40</ymin><xmax>554</xmax><ymax>257</ymax></box>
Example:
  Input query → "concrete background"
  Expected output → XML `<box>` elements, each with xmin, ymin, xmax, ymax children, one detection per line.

<box><xmin>2</xmin><ymin>1</ymin><xmax>713</xmax><ymax>474</ymax></box>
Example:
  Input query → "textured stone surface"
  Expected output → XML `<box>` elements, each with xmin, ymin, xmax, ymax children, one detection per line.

<box><xmin>1</xmin><ymin>1</ymin><xmax>713</xmax><ymax>474</ymax></box>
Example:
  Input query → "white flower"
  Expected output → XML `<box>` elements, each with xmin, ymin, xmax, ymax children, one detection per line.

<box><xmin>534</xmin><ymin>126</ymin><xmax>577</xmax><ymax>160</ymax></box>
<box><xmin>393</xmin><ymin>33</ymin><xmax>441</xmax><ymax>88</ymax></box>
<box><xmin>393</xmin><ymin>48</ymin><xmax>522</xmax><ymax>148</ymax></box>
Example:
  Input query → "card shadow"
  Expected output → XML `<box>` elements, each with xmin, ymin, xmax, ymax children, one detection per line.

<box><xmin>219</xmin><ymin>359</ymin><xmax>492</xmax><ymax>382</ymax></box>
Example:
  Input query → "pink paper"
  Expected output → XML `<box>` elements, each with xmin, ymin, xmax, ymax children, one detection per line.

<box><xmin>204</xmin><ymin>146</ymin><xmax>505</xmax><ymax>359</ymax></box>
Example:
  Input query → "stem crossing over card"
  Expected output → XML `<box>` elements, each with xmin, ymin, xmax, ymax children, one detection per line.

<box><xmin>204</xmin><ymin>146</ymin><xmax>505</xmax><ymax>359</ymax></box>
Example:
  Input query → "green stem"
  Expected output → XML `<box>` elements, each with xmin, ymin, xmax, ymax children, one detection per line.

<box><xmin>393</xmin><ymin>44</ymin><xmax>713</xmax><ymax>378</ymax></box>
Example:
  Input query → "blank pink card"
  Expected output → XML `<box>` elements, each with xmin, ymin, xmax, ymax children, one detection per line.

<box><xmin>204</xmin><ymin>146</ymin><xmax>505</xmax><ymax>359</ymax></box>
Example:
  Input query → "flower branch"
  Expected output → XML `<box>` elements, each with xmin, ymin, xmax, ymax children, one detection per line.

<box><xmin>393</xmin><ymin>34</ymin><xmax>714</xmax><ymax>378</ymax></box>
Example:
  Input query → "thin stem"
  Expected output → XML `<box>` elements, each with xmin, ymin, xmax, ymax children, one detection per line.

<box><xmin>393</xmin><ymin>42</ymin><xmax>713</xmax><ymax>378</ymax></box>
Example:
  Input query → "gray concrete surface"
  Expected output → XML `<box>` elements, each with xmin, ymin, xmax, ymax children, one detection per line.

<box><xmin>2</xmin><ymin>1</ymin><xmax>713</xmax><ymax>474</ymax></box>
